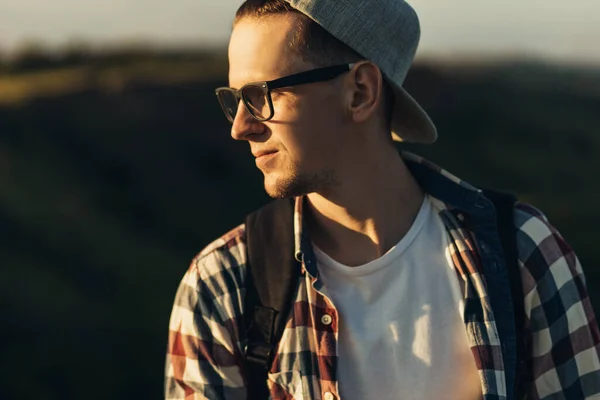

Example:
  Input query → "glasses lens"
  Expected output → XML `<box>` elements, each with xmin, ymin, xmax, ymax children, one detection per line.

<box><xmin>241</xmin><ymin>85</ymin><xmax>271</xmax><ymax>121</ymax></box>
<box><xmin>216</xmin><ymin>89</ymin><xmax>239</xmax><ymax>123</ymax></box>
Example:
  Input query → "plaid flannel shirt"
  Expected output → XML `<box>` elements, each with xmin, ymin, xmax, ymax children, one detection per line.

<box><xmin>165</xmin><ymin>152</ymin><xmax>600</xmax><ymax>400</ymax></box>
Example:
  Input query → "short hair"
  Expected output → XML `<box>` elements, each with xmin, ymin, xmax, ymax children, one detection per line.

<box><xmin>234</xmin><ymin>0</ymin><xmax>394</xmax><ymax>130</ymax></box>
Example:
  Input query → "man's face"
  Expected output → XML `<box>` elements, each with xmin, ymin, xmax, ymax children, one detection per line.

<box><xmin>228</xmin><ymin>14</ymin><xmax>347</xmax><ymax>198</ymax></box>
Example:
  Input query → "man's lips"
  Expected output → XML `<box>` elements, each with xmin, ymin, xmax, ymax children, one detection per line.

<box><xmin>252</xmin><ymin>150</ymin><xmax>278</xmax><ymax>158</ymax></box>
<box><xmin>253</xmin><ymin>150</ymin><xmax>278</xmax><ymax>167</ymax></box>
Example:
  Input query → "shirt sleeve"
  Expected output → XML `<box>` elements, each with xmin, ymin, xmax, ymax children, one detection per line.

<box><xmin>515</xmin><ymin>203</ymin><xmax>600</xmax><ymax>399</ymax></box>
<box><xmin>165</xmin><ymin>248</ymin><xmax>247</xmax><ymax>400</ymax></box>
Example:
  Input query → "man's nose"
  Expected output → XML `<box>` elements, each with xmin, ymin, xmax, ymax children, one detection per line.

<box><xmin>231</xmin><ymin>101</ymin><xmax>265</xmax><ymax>140</ymax></box>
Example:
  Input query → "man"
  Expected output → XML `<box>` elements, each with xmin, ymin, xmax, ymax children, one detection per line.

<box><xmin>165</xmin><ymin>0</ymin><xmax>600</xmax><ymax>399</ymax></box>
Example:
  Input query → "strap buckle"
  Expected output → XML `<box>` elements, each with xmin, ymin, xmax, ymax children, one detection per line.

<box><xmin>244</xmin><ymin>342</ymin><xmax>274</xmax><ymax>368</ymax></box>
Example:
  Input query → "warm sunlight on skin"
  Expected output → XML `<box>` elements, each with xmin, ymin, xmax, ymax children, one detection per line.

<box><xmin>228</xmin><ymin>14</ymin><xmax>349</xmax><ymax>199</ymax></box>
<box><xmin>228</xmin><ymin>13</ymin><xmax>427</xmax><ymax>268</ymax></box>
<box><xmin>228</xmin><ymin>16</ymin><xmax>301</xmax><ymax>87</ymax></box>
<box><xmin>228</xmin><ymin>13</ymin><xmax>427</xmax><ymax>267</ymax></box>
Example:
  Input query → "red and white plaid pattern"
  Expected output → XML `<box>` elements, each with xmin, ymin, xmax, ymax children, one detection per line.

<box><xmin>165</xmin><ymin>153</ymin><xmax>600</xmax><ymax>400</ymax></box>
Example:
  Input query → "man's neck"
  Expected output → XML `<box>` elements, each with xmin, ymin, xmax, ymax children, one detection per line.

<box><xmin>305</xmin><ymin>146</ymin><xmax>424</xmax><ymax>267</ymax></box>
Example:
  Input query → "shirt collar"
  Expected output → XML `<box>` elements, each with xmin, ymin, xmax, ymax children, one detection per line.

<box><xmin>293</xmin><ymin>151</ymin><xmax>486</xmax><ymax>276</ymax></box>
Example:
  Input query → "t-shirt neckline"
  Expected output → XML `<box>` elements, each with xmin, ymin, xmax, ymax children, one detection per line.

<box><xmin>312</xmin><ymin>195</ymin><xmax>431</xmax><ymax>276</ymax></box>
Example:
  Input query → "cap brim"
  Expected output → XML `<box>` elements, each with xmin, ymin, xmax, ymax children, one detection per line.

<box><xmin>390</xmin><ymin>85</ymin><xmax>437</xmax><ymax>144</ymax></box>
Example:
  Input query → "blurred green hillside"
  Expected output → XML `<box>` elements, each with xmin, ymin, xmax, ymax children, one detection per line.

<box><xmin>1</xmin><ymin>49</ymin><xmax>599</xmax><ymax>400</ymax></box>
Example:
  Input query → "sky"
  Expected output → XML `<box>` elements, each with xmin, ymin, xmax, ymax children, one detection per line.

<box><xmin>1</xmin><ymin>0</ymin><xmax>600</xmax><ymax>64</ymax></box>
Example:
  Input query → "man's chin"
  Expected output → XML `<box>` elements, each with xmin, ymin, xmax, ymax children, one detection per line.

<box><xmin>264</xmin><ymin>182</ymin><xmax>292</xmax><ymax>199</ymax></box>
<box><xmin>263</xmin><ymin>175</ymin><xmax>307</xmax><ymax>199</ymax></box>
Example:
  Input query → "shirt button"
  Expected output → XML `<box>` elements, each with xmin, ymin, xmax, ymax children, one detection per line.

<box><xmin>324</xmin><ymin>392</ymin><xmax>335</xmax><ymax>400</ymax></box>
<box><xmin>321</xmin><ymin>314</ymin><xmax>333</xmax><ymax>326</ymax></box>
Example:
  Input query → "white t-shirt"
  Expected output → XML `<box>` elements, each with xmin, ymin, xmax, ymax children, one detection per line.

<box><xmin>314</xmin><ymin>196</ymin><xmax>482</xmax><ymax>400</ymax></box>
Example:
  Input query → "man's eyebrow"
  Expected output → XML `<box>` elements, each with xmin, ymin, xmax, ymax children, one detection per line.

<box><xmin>229</xmin><ymin>67</ymin><xmax>291</xmax><ymax>89</ymax></box>
<box><xmin>227</xmin><ymin>78</ymin><xmax>253</xmax><ymax>90</ymax></box>
<box><xmin>228</xmin><ymin>78</ymin><xmax>262</xmax><ymax>90</ymax></box>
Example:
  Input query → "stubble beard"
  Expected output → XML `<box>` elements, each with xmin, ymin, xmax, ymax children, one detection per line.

<box><xmin>264</xmin><ymin>161</ymin><xmax>338</xmax><ymax>199</ymax></box>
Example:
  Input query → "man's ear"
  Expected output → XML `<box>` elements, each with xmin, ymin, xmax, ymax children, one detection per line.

<box><xmin>346</xmin><ymin>61</ymin><xmax>384</xmax><ymax>124</ymax></box>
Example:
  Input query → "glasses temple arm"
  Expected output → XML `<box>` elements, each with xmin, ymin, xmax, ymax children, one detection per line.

<box><xmin>267</xmin><ymin>64</ymin><xmax>353</xmax><ymax>90</ymax></box>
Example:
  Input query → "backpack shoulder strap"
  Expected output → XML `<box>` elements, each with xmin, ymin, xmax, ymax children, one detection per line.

<box><xmin>243</xmin><ymin>198</ymin><xmax>301</xmax><ymax>399</ymax></box>
<box><xmin>482</xmin><ymin>189</ymin><xmax>527</xmax><ymax>399</ymax></box>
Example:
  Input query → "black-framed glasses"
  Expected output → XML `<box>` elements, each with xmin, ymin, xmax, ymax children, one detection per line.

<box><xmin>215</xmin><ymin>63</ymin><xmax>354</xmax><ymax>123</ymax></box>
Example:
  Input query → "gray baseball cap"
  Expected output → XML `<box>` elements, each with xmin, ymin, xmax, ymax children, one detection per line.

<box><xmin>286</xmin><ymin>0</ymin><xmax>437</xmax><ymax>144</ymax></box>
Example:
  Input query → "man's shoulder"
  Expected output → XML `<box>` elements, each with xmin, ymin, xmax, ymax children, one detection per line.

<box><xmin>513</xmin><ymin>201</ymin><xmax>561</xmax><ymax>263</ymax></box>
<box><xmin>512</xmin><ymin>201</ymin><xmax>584</xmax><ymax>295</ymax></box>
<box><xmin>188</xmin><ymin>223</ymin><xmax>248</xmax><ymax>281</ymax></box>
<box><xmin>197</xmin><ymin>223</ymin><xmax>247</xmax><ymax>259</ymax></box>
